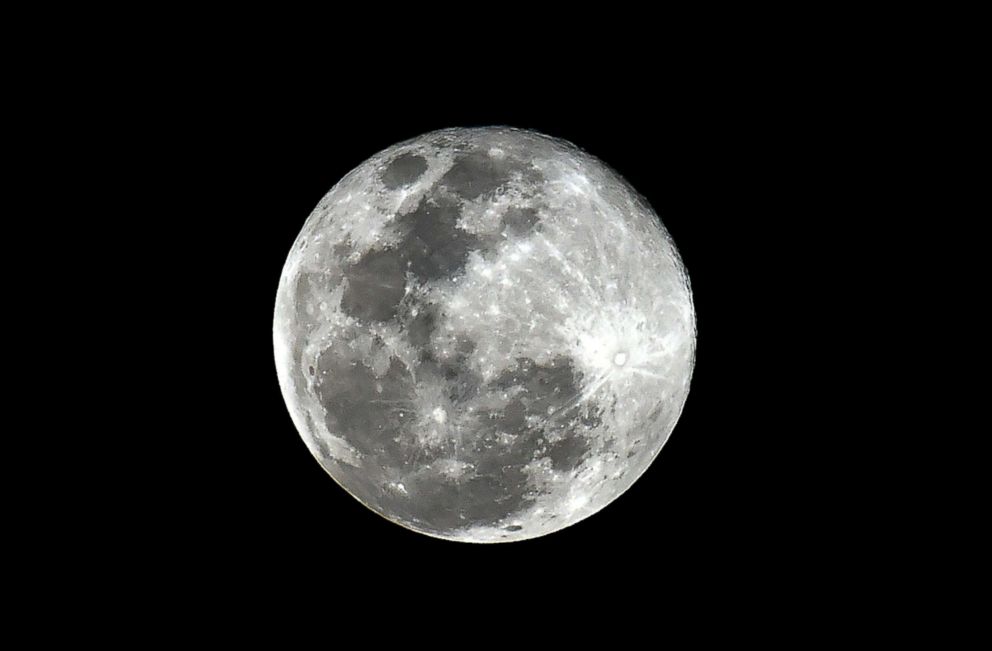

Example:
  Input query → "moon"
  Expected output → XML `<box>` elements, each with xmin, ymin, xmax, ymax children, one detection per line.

<box><xmin>273</xmin><ymin>127</ymin><xmax>695</xmax><ymax>542</ymax></box>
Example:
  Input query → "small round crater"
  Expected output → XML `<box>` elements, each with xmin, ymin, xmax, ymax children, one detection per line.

<box><xmin>308</xmin><ymin>365</ymin><xmax>315</xmax><ymax>376</ymax></box>
<box><xmin>613</xmin><ymin>351</ymin><xmax>628</xmax><ymax>366</ymax></box>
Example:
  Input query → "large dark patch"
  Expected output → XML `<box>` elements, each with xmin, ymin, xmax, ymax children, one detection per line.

<box><xmin>329</xmin><ymin>440</ymin><xmax>533</xmax><ymax>535</ymax></box>
<box><xmin>546</xmin><ymin>436</ymin><xmax>593</xmax><ymax>471</ymax></box>
<box><xmin>381</xmin><ymin>153</ymin><xmax>428</xmax><ymax>189</ymax></box>
<box><xmin>339</xmin><ymin>247</ymin><xmax>407</xmax><ymax>322</ymax></box>
<box><xmin>317</xmin><ymin>352</ymin><xmax>599</xmax><ymax>536</ymax></box>
<box><xmin>315</xmin><ymin>351</ymin><xmax>412</xmax><ymax>462</ymax></box>
<box><xmin>394</xmin><ymin>197</ymin><xmax>480</xmax><ymax>281</ymax></box>
<box><xmin>415</xmin><ymin>352</ymin><xmax>483</xmax><ymax>405</ymax></box>
<box><xmin>491</xmin><ymin>356</ymin><xmax>580</xmax><ymax>411</ymax></box>
<box><xmin>404</xmin><ymin>304</ymin><xmax>438</xmax><ymax>349</ymax></box>
<box><xmin>439</xmin><ymin>151</ymin><xmax>517</xmax><ymax>200</ymax></box>
<box><xmin>367</xmin><ymin>439</ymin><xmax>534</xmax><ymax>533</ymax></box>
<box><xmin>501</xmin><ymin>206</ymin><xmax>540</xmax><ymax>237</ymax></box>
<box><xmin>407</xmin><ymin>464</ymin><xmax>532</xmax><ymax>531</ymax></box>
<box><xmin>484</xmin><ymin>356</ymin><xmax>596</xmax><ymax>471</ymax></box>
<box><xmin>339</xmin><ymin>193</ymin><xmax>481</xmax><ymax>324</ymax></box>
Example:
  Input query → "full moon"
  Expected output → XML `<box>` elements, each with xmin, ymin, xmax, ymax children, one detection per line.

<box><xmin>273</xmin><ymin>127</ymin><xmax>695</xmax><ymax>542</ymax></box>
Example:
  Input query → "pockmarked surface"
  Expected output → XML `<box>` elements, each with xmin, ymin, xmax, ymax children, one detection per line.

<box><xmin>274</xmin><ymin>127</ymin><xmax>695</xmax><ymax>542</ymax></box>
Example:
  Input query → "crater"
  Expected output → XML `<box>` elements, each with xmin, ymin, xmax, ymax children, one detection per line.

<box><xmin>381</xmin><ymin>153</ymin><xmax>428</xmax><ymax>189</ymax></box>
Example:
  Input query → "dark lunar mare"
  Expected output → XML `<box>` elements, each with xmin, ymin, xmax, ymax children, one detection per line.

<box><xmin>339</xmin><ymin>248</ymin><xmax>407</xmax><ymax>323</ymax></box>
<box><xmin>395</xmin><ymin>196</ymin><xmax>481</xmax><ymax>282</ymax></box>
<box><xmin>313</xmin><ymin>351</ymin><xmax>601</xmax><ymax>536</ymax></box>
<box><xmin>315</xmin><ymin>352</ymin><xmax>413</xmax><ymax>462</ymax></box>
<box><xmin>439</xmin><ymin>150</ymin><xmax>543</xmax><ymax>200</ymax></box>
<box><xmin>484</xmin><ymin>356</ymin><xmax>599</xmax><ymax>472</ymax></box>
<box><xmin>381</xmin><ymin>153</ymin><xmax>428</xmax><ymax>189</ymax></box>
<box><xmin>338</xmin><ymin>192</ymin><xmax>480</xmax><ymax>327</ymax></box>
<box><xmin>501</xmin><ymin>206</ymin><xmax>540</xmax><ymax>238</ymax></box>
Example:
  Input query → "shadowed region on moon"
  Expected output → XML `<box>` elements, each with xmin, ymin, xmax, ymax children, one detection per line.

<box><xmin>273</xmin><ymin>127</ymin><xmax>696</xmax><ymax>542</ymax></box>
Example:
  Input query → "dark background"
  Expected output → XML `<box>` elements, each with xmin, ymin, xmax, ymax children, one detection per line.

<box><xmin>13</xmin><ymin>16</ymin><xmax>920</xmax><ymax>629</ymax></box>
<box><xmin>18</xmin><ymin>16</ymin><xmax>933</xmax><ymax>630</ymax></box>
<box><xmin>163</xmin><ymin>73</ymin><xmax>824</xmax><ymax>596</ymax></box>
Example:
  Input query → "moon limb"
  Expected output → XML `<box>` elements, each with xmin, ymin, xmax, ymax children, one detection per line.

<box><xmin>273</xmin><ymin>127</ymin><xmax>696</xmax><ymax>542</ymax></box>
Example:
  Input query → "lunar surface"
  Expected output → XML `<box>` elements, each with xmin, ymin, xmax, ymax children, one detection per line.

<box><xmin>273</xmin><ymin>127</ymin><xmax>695</xmax><ymax>542</ymax></box>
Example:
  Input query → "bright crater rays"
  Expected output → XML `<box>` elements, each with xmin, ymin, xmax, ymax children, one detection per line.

<box><xmin>273</xmin><ymin>127</ymin><xmax>696</xmax><ymax>542</ymax></box>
